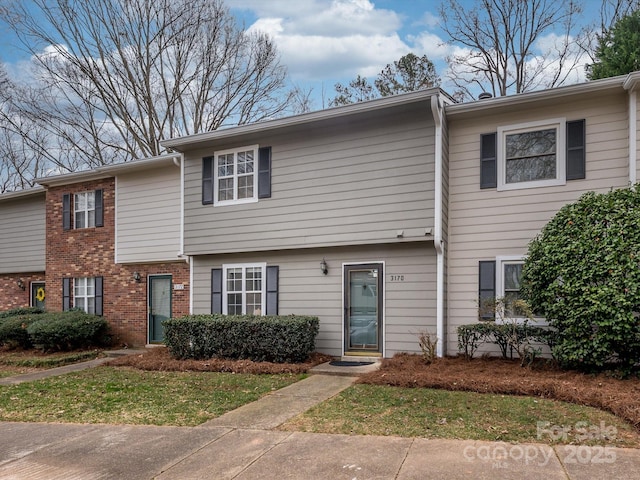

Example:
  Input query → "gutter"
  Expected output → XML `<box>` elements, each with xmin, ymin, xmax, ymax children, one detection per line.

<box><xmin>430</xmin><ymin>95</ymin><xmax>445</xmax><ymax>357</ymax></box>
<box><xmin>162</xmin><ymin>88</ymin><xmax>452</xmax><ymax>150</ymax></box>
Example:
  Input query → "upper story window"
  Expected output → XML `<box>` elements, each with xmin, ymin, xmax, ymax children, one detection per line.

<box><xmin>74</xmin><ymin>191</ymin><xmax>96</xmax><ymax>228</ymax></box>
<box><xmin>497</xmin><ymin>119</ymin><xmax>566</xmax><ymax>191</ymax></box>
<box><xmin>481</xmin><ymin>118</ymin><xmax>585</xmax><ymax>191</ymax></box>
<box><xmin>63</xmin><ymin>189</ymin><xmax>103</xmax><ymax>230</ymax></box>
<box><xmin>202</xmin><ymin>146</ymin><xmax>272</xmax><ymax>206</ymax></box>
<box><xmin>214</xmin><ymin>146</ymin><xmax>258</xmax><ymax>206</ymax></box>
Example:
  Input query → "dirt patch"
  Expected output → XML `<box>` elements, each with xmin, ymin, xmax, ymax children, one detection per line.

<box><xmin>358</xmin><ymin>353</ymin><xmax>640</xmax><ymax>431</ymax></box>
<box><xmin>105</xmin><ymin>347</ymin><xmax>333</xmax><ymax>374</ymax></box>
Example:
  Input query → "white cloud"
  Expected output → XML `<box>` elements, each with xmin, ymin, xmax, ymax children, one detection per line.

<box><xmin>242</xmin><ymin>0</ymin><xmax>408</xmax><ymax>80</ymax></box>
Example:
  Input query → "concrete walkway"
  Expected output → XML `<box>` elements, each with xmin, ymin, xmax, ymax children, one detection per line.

<box><xmin>0</xmin><ymin>356</ymin><xmax>638</xmax><ymax>479</ymax></box>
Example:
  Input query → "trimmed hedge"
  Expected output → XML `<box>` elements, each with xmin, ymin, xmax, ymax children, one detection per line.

<box><xmin>0</xmin><ymin>306</ymin><xmax>44</xmax><ymax>319</ymax></box>
<box><xmin>163</xmin><ymin>314</ymin><xmax>319</xmax><ymax>363</ymax></box>
<box><xmin>0</xmin><ymin>314</ymin><xmax>43</xmax><ymax>349</ymax></box>
<box><xmin>0</xmin><ymin>309</ymin><xmax>110</xmax><ymax>351</ymax></box>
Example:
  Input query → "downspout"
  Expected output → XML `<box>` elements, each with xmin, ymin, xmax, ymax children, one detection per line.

<box><xmin>172</xmin><ymin>152</ymin><xmax>193</xmax><ymax>314</ymax></box>
<box><xmin>430</xmin><ymin>95</ymin><xmax>445</xmax><ymax>357</ymax></box>
<box><xmin>624</xmin><ymin>73</ymin><xmax>639</xmax><ymax>185</ymax></box>
<box><xmin>629</xmin><ymin>90</ymin><xmax>637</xmax><ymax>185</ymax></box>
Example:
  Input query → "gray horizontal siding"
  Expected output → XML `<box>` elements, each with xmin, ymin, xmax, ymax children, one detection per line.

<box><xmin>446</xmin><ymin>90</ymin><xmax>630</xmax><ymax>354</ymax></box>
<box><xmin>184</xmin><ymin>105</ymin><xmax>435</xmax><ymax>255</ymax></box>
<box><xmin>191</xmin><ymin>243</ymin><xmax>437</xmax><ymax>357</ymax></box>
<box><xmin>0</xmin><ymin>194</ymin><xmax>45</xmax><ymax>273</ymax></box>
<box><xmin>116</xmin><ymin>165</ymin><xmax>181</xmax><ymax>263</ymax></box>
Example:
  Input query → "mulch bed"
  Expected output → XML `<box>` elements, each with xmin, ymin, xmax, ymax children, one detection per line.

<box><xmin>105</xmin><ymin>347</ymin><xmax>333</xmax><ymax>374</ymax></box>
<box><xmin>358</xmin><ymin>353</ymin><xmax>640</xmax><ymax>431</ymax></box>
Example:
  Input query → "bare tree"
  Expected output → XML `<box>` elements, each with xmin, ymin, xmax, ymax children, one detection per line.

<box><xmin>1</xmin><ymin>0</ymin><xmax>293</xmax><ymax>173</ymax></box>
<box><xmin>439</xmin><ymin>0</ymin><xmax>585</xmax><ymax>99</ymax></box>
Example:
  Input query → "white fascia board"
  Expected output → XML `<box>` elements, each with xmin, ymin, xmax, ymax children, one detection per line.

<box><xmin>162</xmin><ymin>88</ymin><xmax>448</xmax><ymax>151</ymax></box>
<box><xmin>36</xmin><ymin>153</ymin><xmax>181</xmax><ymax>188</ymax></box>
<box><xmin>0</xmin><ymin>186</ymin><xmax>45</xmax><ymax>202</ymax></box>
<box><xmin>446</xmin><ymin>75</ymin><xmax>627</xmax><ymax>117</ymax></box>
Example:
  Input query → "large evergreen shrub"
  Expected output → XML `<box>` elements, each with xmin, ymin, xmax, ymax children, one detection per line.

<box><xmin>522</xmin><ymin>187</ymin><xmax>640</xmax><ymax>371</ymax></box>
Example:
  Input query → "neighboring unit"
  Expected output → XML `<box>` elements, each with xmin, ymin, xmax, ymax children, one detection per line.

<box><xmin>446</xmin><ymin>72</ymin><xmax>640</xmax><ymax>353</ymax></box>
<box><xmin>0</xmin><ymin>187</ymin><xmax>46</xmax><ymax>311</ymax></box>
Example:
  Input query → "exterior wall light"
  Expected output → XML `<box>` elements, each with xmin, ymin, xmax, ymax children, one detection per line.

<box><xmin>17</xmin><ymin>279</ymin><xmax>25</xmax><ymax>290</ymax></box>
<box><xmin>132</xmin><ymin>271</ymin><xmax>142</xmax><ymax>283</ymax></box>
<box><xmin>320</xmin><ymin>258</ymin><xmax>328</xmax><ymax>275</ymax></box>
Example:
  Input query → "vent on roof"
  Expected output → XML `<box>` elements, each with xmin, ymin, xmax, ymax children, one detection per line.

<box><xmin>478</xmin><ymin>92</ymin><xmax>493</xmax><ymax>100</ymax></box>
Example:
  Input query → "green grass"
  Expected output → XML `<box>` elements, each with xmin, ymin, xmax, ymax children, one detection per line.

<box><xmin>0</xmin><ymin>350</ymin><xmax>101</xmax><ymax>369</ymax></box>
<box><xmin>0</xmin><ymin>366</ymin><xmax>303</xmax><ymax>426</ymax></box>
<box><xmin>280</xmin><ymin>384</ymin><xmax>640</xmax><ymax>447</ymax></box>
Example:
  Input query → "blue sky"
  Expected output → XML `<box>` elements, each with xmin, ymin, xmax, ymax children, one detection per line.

<box><xmin>1</xmin><ymin>0</ymin><xmax>607</xmax><ymax>107</ymax></box>
<box><xmin>226</xmin><ymin>0</ymin><xmax>605</xmax><ymax>105</ymax></box>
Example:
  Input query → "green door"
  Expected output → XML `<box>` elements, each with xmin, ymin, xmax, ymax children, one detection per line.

<box><xmin>31</xmin><ymin>282</ymin><xmax>46</xmax><ymax>309</ymax></box>
<box><xmin>344</xmin><ymin>263</ymin><xmax>383</xmax><ymax>354</ymax></box>
<box><xmin>149</xmin><ymin>275</ymin><xmax>172</xmax><ymax>343</ymax></box>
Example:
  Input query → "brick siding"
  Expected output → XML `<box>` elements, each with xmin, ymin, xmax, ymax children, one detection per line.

<box><xmin>45</xmin><ymin>178</ymin><xmax>189</xmax><ymax>346</ymax></box>
<box><xmin>0</xmin><ymin>273</ymin><xmax>46</xmax><ymax>310</ymax></box>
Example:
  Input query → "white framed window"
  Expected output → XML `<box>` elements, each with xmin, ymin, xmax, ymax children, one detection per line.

<box><xmin>222</xmin><ymin>263</ymin><xmax>266</xmax><ymax>315</ymax></box>
<box><xmin>497</xmin><ymin>118</ymin><xmax>566</xmax><ymax>191</ymax></box>
<box><xmin>74</xmin><ymin>277</ymin><xmax>96</xmax><ymax>314</ymax></box>
<box><xmin>74</xmin><ymin>191</ymin><xmax>96</xmax><ymax>228</ymax></box>
<box><xmin>214</xmin><ymin>145</ymin><xmax>258</xmax><ymax>206</ymax></box>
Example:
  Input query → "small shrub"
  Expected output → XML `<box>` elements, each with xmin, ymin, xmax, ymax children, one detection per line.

<box><xmin>163</xmin><ymin>314</ymin><xmax>319</xmax><ymax>363</ymax></box>
<box><xmin>416</xmin><ymin>330</ymin><xmax>438</xmax><ymax>364</ymax></box>
<box><xmin>27</xmin><ymin>311</ymin><xmax>110</xmax><ymax>351</ymax></box>
<box><xmin>0</xmin><ymin>314</ymin><xmax>42</xmax><ymax>349</ymax></box>
<box><xmin>457</xmin><ymin>323</ymin><xmax>492</xmax><ymax>360</ymax></box>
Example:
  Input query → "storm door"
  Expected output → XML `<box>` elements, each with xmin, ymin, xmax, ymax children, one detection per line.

<box><xmin>148</xmin><ymin>275</ymin><xmax>172</xmax><ymax>343</ymax></box>
<box><xmin>344</xmin><ymin>263</ymin><xmax>383</xmax><ymax>354</ymax></box>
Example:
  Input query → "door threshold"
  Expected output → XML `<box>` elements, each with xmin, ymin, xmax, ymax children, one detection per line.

<box><xmin>342</xmin><ymin>354</ymin><xmax>382</xmax><ymax>363</ymax></box>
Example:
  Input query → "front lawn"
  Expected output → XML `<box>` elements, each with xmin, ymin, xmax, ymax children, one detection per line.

<box><xmin>280</xmin><ymin>384</ymin><xmax>640</xmax><ymax>447</ymax></box>
<box><xmin>0</xmin><ymin>349</ymin><xmax>102</xmax><ymax>378</ymax></box>
<box><xmin>0</xmin><ymin>366</ymin><xmax>303</xmax><ymax>426</ymax></box>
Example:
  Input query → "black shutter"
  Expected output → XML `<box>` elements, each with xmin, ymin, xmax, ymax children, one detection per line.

<box><xmin>258</xmin><ymin>146</ymin><xmax>272</xmax><ymax>199</ymax></box>
<box><xmin>566</xmin><ymin>119</ymin><xmax>586</xmax><ymax>180</ymax></box>
<box><xmin>480</xmin><ymin>133</ymin><xmax>497</xmax><ymax>189</ymax></box>
<box><xmin>211</xmin><ymin>268</ymin><xmax>222</xmax><ymax>314</ymax></box>
<box><xmin>479</xmin><ymin>261</ymin><xmax>496</xmax><ymax>320</ymax></box>
<box><xmin>62</xmin><ymin>278</ymin><xmax>71</xmax><ymax>311</ymax></box>
<box><xmin>95</xmin><ymin>276</ymin><xmax>103</xmax><ymax>316</ymax></box>
<box><xmin>266</xmin><ymin>265</ymin><xmax>279</xmax><ymax>315</ymax></box>
<box><xmin>202</xmin><ymin>156</ymin><xmax>214</xmax><ymax>205</ymax></box>
<box><xmin>95</xmin><ymin>189</ymin><xmax>104</xmax><ymax>227</ymax></box>
<box><xmin>62</xmin><ymin>194</ymin><xmax>71</xmax><ymax>230</ymax></box>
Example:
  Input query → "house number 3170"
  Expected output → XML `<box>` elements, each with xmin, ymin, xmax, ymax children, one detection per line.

<box><xmin>389</xmin><ymin>275</ymin><xmax>405</xmax><ymax>282</ymax></box>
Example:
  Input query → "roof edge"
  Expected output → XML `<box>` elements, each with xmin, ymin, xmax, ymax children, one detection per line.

<box><xmin>36</xmin><ymin>153</ymin><xmax>181</xmax><ymax>187</ymax></box>
<box><xmin>162</xmin><ymin>88</ymin><xmax>445</xmax><ymax>150</ymax></box>
<box><xmin>0</xmin><ymin>186</ymin><xmax>46</xmax><ymax>202</ymax></box>
<box><xmin>446</xmin><ymin>74</ymin><xmax>628</xmax><ymax>116</ymax></box>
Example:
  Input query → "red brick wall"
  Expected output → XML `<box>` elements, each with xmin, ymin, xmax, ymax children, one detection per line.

<box><xmin>0</xmin><ymin>273</ymin><xmax>46</xmax><ymax>311</ymax></box>
<box><xmin>45</xmin><ymin>178</ymin><xmax>189</xmax><ymax>346</ymax></box>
